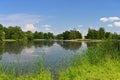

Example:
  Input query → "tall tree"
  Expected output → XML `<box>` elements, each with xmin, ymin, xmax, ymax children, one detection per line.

<box><xmin>34</xmin><ymin>31</ymin><xmax>44</xmax><ymax>39</ymax></box>
<box><xmin>56</xmin><ymin>29</ymin><xmax>82</xmax><ymax>40</ymax></box>
<box><xmin>87</xmin><ymin>28</ymin><xmax>98</xmax><ymax>39</ymax></box>
<box><xmin>105</xmin><ymin>32</ymin><xmax>112</xmax><ymax>39</ymax></box>
<box><xmin>0</xmin><ymin>24</ymin><xmax>5</xmax><ymax>41</ymax></box>
<box><xmin>98</xmin><ymin>27</ymin><xmax>105</xmax><ymax>39</ymax></box>
<box><xmin>26</xmin><ymin>31</ymin><xmax>33</xmax><ymax>41</ymax></box>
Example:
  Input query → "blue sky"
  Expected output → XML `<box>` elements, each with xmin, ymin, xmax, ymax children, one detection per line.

<box><xmin>0</xmin><ymin>0</ymin><xmax>120</xmax><ymax>35</ymax></box>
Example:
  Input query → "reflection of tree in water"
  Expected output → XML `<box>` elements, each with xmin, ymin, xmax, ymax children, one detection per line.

<box><xmin>34</xmin><ymin>40</ymin><xmax>55</xmax><ymax>48</ymax></box>
<box><xmin>26</xmin><ymin>41</ymin><xmax>33</xmax><ymax>48</ymax></box>
<box><xmin>86</xmin><ymin>42</ymin><xmax>99</xmax><ymax>48</ymax></box>
<box><xmin>0</xmin><ymin>42</ymin><xmax>5</xmax><ymax>60</ymax></box>
<box><xmin>4</xmin><ymin>41</ymin><xmax>27</xmax><ymax>54</ymax></box>
<box><xmin>56</xmin><ymin>41</ymin><xmax>82</xmax><ymax>50</ymax></box>
<box><xmin>0</xmin><ymin>42</ymin><xmax>5</xmax><ymax>54</ymax></box>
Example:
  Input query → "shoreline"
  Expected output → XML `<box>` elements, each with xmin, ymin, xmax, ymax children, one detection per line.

<box><xmin>0</xmin><ymin>39</ymin><xmax>119</xmax><ymax>42</ymax></box>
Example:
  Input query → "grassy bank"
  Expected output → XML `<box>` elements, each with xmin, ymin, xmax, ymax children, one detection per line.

<box><xmin>0</xmin><ymin>70</ymin><xmax>51</xmax><ymax>80</ymax></box>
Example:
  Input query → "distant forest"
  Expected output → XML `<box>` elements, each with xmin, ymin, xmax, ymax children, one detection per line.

<box><xmin>0</xmin><ymin>24</ymin><xmax>120</xmax><ymax>41</ymax></box>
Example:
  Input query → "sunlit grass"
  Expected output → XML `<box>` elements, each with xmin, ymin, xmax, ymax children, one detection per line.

<box><xmin>0</xmin><ymin>70</ymin><xmax>51</xmax><ymax>80</ymax></box>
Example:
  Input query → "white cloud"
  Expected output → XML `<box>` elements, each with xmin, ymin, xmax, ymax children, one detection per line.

<box><xmin>42</xmin><ymin>25</ymin><xmax>52</xmax><ymax>31</ymax></box>
<box><xmin>24</xmin><ymin>24</ymin><xmax>36</xmax><ymax>31</ymax></box>
<box><xmin>0</xmin><ymin>14</ymin><xmax>43</xmax><ymax>32</ymax></box>
<box><xmin>108</xmin><ymin>24</ymin><xmax>113</xmax><ymax>27</ymax></box>
<box><xmin>109</xmin><ymin>17</ymin><xmax>120</xmax><ymax>21</ymax></box>
<box><xmin>0</xmin><ymin>14</ymin><xmax>41</xmax><ymax>26</ymax></box>
<box><xmin>100</xmin><ymin>17</ymin><xmax>108</xmax><ymax>22</ymax></box>
<box><xmin>100</xmin><ymin>17</ymin><xmax>120</xmax><ymax>22</ymax></box>
<box><xmin>114</xmin><ymin>22</ymin><xmax>120</xmax><ymax>27</ymax></box>
<box><xmin>78</xmin><ymin>25</ymin><xmax>83</xmax><ymax>27</ymax></box>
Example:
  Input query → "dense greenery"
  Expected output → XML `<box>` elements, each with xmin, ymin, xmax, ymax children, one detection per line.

<box><xmin>56</xmin><ymin>29</ymin><xmax>82</xmax><ymax>40</ymax></box>
<box><xmin>0</xmin><ymin>24</ymin><xmax>83</xmax><ymax>41</ymax></box>
<box><xmin>0</xmin><ymin>24</ymin><xmax>120</xmax><ymax>41</ymax></box>
<box><xmin>0</xmin><ymin>24</ymin><xmax>55</xmax><ymax>41</ymax></box>
<box><xmin>86</xmin><ymin>27</ymin><xmax>120</xmax><ymax>39</ymax></box>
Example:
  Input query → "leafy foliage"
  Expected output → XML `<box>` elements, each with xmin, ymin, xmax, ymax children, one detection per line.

<box><xmin>56</xmin><ymin>29</ymin><xmax>82</xmax><ymax>40</ymax></box>
<box><xmin>86</xmin><ymin>27</ymin><xmax>120</xmax><ymax>39</ymax></box>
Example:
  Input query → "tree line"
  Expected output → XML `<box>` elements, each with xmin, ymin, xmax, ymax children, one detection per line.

<box><xmin>0</xmin><ymin>24</ymin><xmax>55</xmax><ymax>41</ymax></box>
<box><xmin>0</xmin><ymin>24</ymin><xmax>82</xmax><ymax>41</ymax></box>
<box><xmin>86</xmin><ymin>27</ymin><xmax>120</xmax><ymax>39</ymax></box>
<box><xmin>0</xmin><ymin>24</ymin><xmax>120</xmax><ymax>41</ymax></box>
<box><xmin>56</xmin><ymin>29</ymin><xmax>82</xmax><ymax>40</ymax></box>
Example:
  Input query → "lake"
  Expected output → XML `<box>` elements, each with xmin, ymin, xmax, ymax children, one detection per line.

<box><xmin>0</xmin><ymin>40</ymin><xmax>100</xmax><ymax>76</ymax></box>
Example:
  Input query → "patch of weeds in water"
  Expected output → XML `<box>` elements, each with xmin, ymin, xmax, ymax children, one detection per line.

<box><xmin>0</xmin><ymin>56</ymin><xmax>52</xmax><ymax>80</ymax></box>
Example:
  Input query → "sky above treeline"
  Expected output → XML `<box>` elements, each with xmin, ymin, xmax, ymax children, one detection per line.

<box><xmin>0</xmin><ymin>0</ymin><xmax>120</xmax><ymax>35</ymax></box>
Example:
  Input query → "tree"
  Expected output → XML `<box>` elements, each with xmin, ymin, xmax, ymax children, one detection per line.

<box><xmin>86</xmin><ymin>28</ymin><xmax>99</xmax><ymax>39</ymax></box>
<box><xmin>98</xmin><ymin>27</ymin><xmax>105</xmax><ymax>39</ymax></box>
<box><xmin>4</xmin><ymin>26</ymin><xmax>26</xmax><ymax>40</ymax></box>
<box><xmin>56</xmin><ymin>34</ymin><xmax>63</xmax><ymax>39</ymax></box>
<box><xmin>105</xmin><ymin>32</ymin><xmax>112</xmax><ymax>39</ymax></box>
<box><xmin>0</xmin><ymin>24</ymin><xmax>5</xmax><ymax>41</ymax></box>
<box><xmin>112</xmin><ymin>32</ymin><xmax>119</xmax><ymax>39</ymax></box>
<box><xmin>44</xmin><ymin>32</ymin><xmax>54</xmax><ymax>39</ymax></box>
<box><xmin>26</xmin><ymin>31</ymin><xmax>33</xmax><ymax>41</ymax></box>
<box><xmin>0</xmin><ymin>24</ymin><xmax>4</xmax><ymax>30</ymax></box>
<box><xmin>0</xmin><ymin>30</ymin><xmax>5</xmax><ymax>41</ymax></box>
<box><xmin>47</xmin><ymin>32</ymin><xmax>54</xmax><ymax>39</ymax></box>
<box><xmin>63</xmin><ymin>31</ymin><xmax>70</xmax><ymax>40</ymax></box>
<box><xmin>39</xmin><ymin>32</ymin><xmax>44</xmax><ymax>39</ymax></box>
<box><xmin>69</xmin><ymin>29</ymin><xmax>82</xmax><ymax>39</ymax></box>
<box><xmin>56</xmin><ymin>29</ymin><xmax>82</xmax><ymax>40</ymax></box>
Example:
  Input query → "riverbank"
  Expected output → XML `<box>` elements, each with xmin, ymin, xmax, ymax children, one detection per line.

<box><xmin>0</xmin><ymin>39</ymin><xmax>119</xmax><ymax>42</ymax></box>
<box><xmin>2</xmin><ymin>39</ymin><xmax>16</xmax><ymax>42</ymax></box>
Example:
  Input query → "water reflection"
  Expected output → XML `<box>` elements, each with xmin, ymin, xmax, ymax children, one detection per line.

<box><xmin>0</xmin><ymin>41</ymin><xmax>84</xmax><ymax>55</ymax></box>
<box><xmin>56</xmin><ymin>41</ymin><xmax>82</xmax><ymax>50</ymax></box>
<box><xmin>0</xmin><ymin>42</ymin><xmax>5</xmax><ymax>55</ymax></box>
<box><xmin>0</xmin><ymin>41</ymin><xmax>96</xmax><ymax>77</ymax></box>
<box><xmin>0</xmin><ymin>41</ymin><xmax>87</xmax><ymax>62</ymax></box>
<box><xmin>5</xmin><ymin>42</ymin><xmax>27</xmax><ymax>54</ymax></box>
<box><xmin>86</xmin><ymin>42</ymin><xmax>99</xmax><ymax>48</ymax></box>
<box><xmin>34</xmin><ymin>40</ymin><xmax>55</xmax><ymax>48</ymax></box>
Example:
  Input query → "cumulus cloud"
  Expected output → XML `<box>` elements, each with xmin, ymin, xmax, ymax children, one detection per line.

<box><xmin>100</xmin><ymin>17</ymin><xmax>108</xmax><ymax>22</ymax></box>
<box><xmin>24</xmin><ymin>24</ymin><xmax>36</xmax><ymax>31</ymax></box>
<box><xmin>108</xmin><ymin>24</ymin><xmax>113</xmax><ymax>27</ymax></box>
<box><xmin>114</xmin><ymin>22</ymin><xmax>120</xmax><ymax>27</ymax></box>
<box><xmin>0</xmin><ymin>14</ymin><xmax>42</xmax><ymax>32</ymax></box>
<box><xmin>0</xmin><ymin>14</ymin><xmax>41</xmax><ymax>26</ymax></box>
<box><xmin>109</xmin><ymin>17</ymin><xmax>120</xmax><ymax>21</ymax></box>
<box><xmin>42</xmin><ymin>25</ymin><xmax>52</xmax><ymax>31</ymax></box>
<box><xmin>100</xmin><ymin>17</ymin><xmax>120</xmax><ymax>22</ymax></box>
<box><xmin>78</xmin><ymin>25</ymin><xmax>83</xmax><ymax>27</ymax></box>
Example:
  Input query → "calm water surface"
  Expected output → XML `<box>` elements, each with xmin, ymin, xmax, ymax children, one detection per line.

<box><xmin>0</xmin><ymin>40</ymin><xmax>99</xmax><ymax>76</ymax></box>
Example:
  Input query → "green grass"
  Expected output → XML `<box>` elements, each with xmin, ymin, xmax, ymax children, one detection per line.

<box><xmin>59</xmin><ymin>41</ymin><xmax>120</xmax><ymax>80</ymax></box>
<box><xmin>0</xmin><ymin>70</ymin><xmax>51</xmax><ymax>80</ymax></box>
<box><xmin>0</xmin><ymin>41</ymin><xmax>120</xmax><ymax>80</ymax></box>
